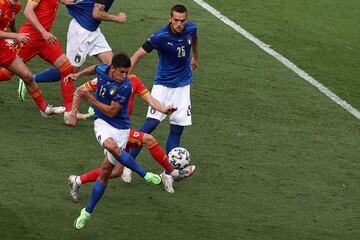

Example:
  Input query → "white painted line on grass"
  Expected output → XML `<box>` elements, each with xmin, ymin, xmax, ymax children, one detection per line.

<box><xmin>193</xmin><ymin>0</ymin><xmax>360</xmax><ymax>120</ymax></box>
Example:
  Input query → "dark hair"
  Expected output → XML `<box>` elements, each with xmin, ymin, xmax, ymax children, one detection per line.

<box><xmin>171</xmin><ymin>4</ymin><xmax>187</xmax><ymax>16</ymax></box>
<box><xmin>111</xmin><ymin>52</ymin><xmax>131</xmax><ymax>68</ymax></box>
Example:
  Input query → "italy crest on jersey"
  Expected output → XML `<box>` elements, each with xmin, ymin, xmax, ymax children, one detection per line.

<box><xmin>187</xmin><ymin>36</ymin><xmax>192</xmax><ymax>45</ymax></box>
<box><xmin>74</xmin><ymin>55</ymin><xmax>81</xmax><ymax>63</ymax></box>
<box><xmin>110</xmin><ymin>86</ymin><xmax>117</xmax><ymax>96</ymax></box>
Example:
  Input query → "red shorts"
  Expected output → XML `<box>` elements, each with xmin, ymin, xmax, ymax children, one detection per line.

<box><xmin>126</xmin><ymin>129</ymin><xmax>144</xmax><ymax>150</ymax></box>
<box><xmin>17</xmin><ymin>39</ymin><xmax>64</xmax><ymax>64</ymax></box>
<box><xmin>0</xmin><ymin>40</ymin><xmax>17</xmax><ymax>68</ymax></box>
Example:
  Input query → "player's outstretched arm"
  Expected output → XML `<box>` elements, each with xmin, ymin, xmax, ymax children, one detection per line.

<box><xmin>142</xmin><ymin>94</ymin><xmax>177</xmax><ymax>115</ymax></box>
<box><xmin>65</xmin><ymin>65</ymin><xmax>97</xmax><ymax>84</ymax></box>
<box><xmin>66</xmin><ymin>79</ymin><xmax>98</xmax><ymax>127</ymax></box>
<box><xmin>24</xmin><ymin>1</ymin><xmax>58</xmax><ymax>46</ymax></box>
<box><xmin>92</xmin><ymin>2</ymin><xmax>126</xmax><ymax>23</ymax></box>
<box><xmin>130</xmin><ymin>47</ymin><xmax>148</xmax><ymax>73</ymax></box>
<box><xmin>66</xmin><ymin>86</ymin><xmax>84</xmax><ymax>127</ymax></box>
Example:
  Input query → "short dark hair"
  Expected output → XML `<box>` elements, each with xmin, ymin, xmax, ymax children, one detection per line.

<box><xmin>171</xmin><ymin>4</ymin><xmax>187</xmax><ymax>16</ymax></box>
<box><xmin>111</xmin><ymin>52</ymin><xmax>131</xmax><ymax>68</ymax></box>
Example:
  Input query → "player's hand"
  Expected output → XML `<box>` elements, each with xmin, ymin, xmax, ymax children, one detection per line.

<box><xmin>190</xmin><ymin>56</ymin><xmax>198</xmax><ymax>71</ymax></box>
<box><xmin>163</xmin><ymin>105</ymin><xmax>177</xmax><ymax>115</ymax></box>
<box><xmin>116</xmin><ymin>12</ymin><xmax>127</xmax><ymax>23</ymax></box>
<box><xmin>64</xmin><ymin>73</ymin><xmax>79</xmax><ymax>84</ymax></box>
<box><xmin>42</xmin><ymin>31</ymin><xmax>58</xmax><ymax>46</ymax></box>
<box><xmin>65</xmin><ymin>111</ymin><xmax>78</xmax><ymax>127</ymax></box>
<box><xmin>14</xmin><ymin>33</ymin><xmax>30</xmax><ymax>44</ymax></box>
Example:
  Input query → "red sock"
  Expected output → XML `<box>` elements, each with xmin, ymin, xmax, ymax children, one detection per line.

<box><xmin>30</xmin><ymin>87</ymin><xmax>47</xmax><ymax>111</ymax></box>
<box><xmin>79</xmin><ymin>168</ymin><xmax>100</xmax><ymax>184</ymax></box>
<box><xmin>79</xmin><ymin>167</ymin><xmax>121</xmax><ymax>184</ymax></box>
<box><xmin>59</xmin><ymin>60</ymin><xmax>74</xmax><ymax>112</ymax></box>
<box><xmin>147</xmin><ymin>140</ymin><xmax>174</xmax><ymax>173</ymax></box>
<box><xmin>0</xmin><ymin>68</ymin><xmax>14</xmax><ymax>81</ymax></box>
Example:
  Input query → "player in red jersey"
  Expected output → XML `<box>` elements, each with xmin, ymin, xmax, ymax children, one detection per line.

<box><xmin>0</xmin><ymin>0</ymin><xmax>76</xmax><ymax>120</ymax></box>
<box><xmin>66</xmin><ymin>73</ymin><xmax>196</xmax><ymax>199</ymax></box>
<box><xmin>0</xmin><ymin>0</ymin><xmax>64</xmax><ymax>116</ymax></box>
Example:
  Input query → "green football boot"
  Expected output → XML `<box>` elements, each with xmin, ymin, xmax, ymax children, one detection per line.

<box><xmin>144</xmin><ymin>172</ymin><xmax>161</xmax><ymax>185</ymax></box>
<box><xmin>18</xmin><ymin>78</ymin><xmax>27</xmax><ymax>102</ymax></box>
<box><xmin>74</xmin><ymin>208</ymin><xmax>91</xmax><ymax>230</ymax></box>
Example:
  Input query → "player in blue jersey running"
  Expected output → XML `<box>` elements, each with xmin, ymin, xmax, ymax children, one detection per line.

<box><xmin>18</xmin><ymin>0</ymin><xmax>126</xmax><ymax>121</ymax></box>
<box><xmin>65</xmin><ymin>0</ymin><xmax>125</xmax><ymax>72</ymax></box>
<box><xmin>69</xmin><ymin>53</ymin><xmax>161</xmax><ymax>230</ymax></box>
<box><xmin>126</xmin><ymin>5</ymin><xmax>199</xmax><ymax>193</ymax></box>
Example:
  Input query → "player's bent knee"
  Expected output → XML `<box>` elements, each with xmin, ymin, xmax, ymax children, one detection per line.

<box><xmin>142</xmin><ymin>133</ymin><xmax>155</xmax><ymax>144</ymax></box>
<box><xmin>110</xmin><ymin>166</ymin><xmax>123</xmax><ymax>178</ymax></box>
<box><xmin>21</xmin><ymin>72</ymin><xmax>34</xmax><ymax>85</ymax></box>
<box><xmin>106</xmin><ymin>145</ymin><xmax>121</xmax><ymax>158</ymax></box>
<box><xmin>98</xmin><ymin>173</ymin><xmax>110</xmax><ymax>184</ymax></box>
<box><xmin>99</xmin><ymin>161</ymin><xmax>113</xmax><ymax>183</ymax></box>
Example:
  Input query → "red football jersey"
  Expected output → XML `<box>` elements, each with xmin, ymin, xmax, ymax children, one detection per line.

<box><xmin>84</xmin><ymin>74</ymin><xmax>150</xmax><ymax>117</ymax></box>
<box><xmin>0</xmin><ymin>0</ymin><xmax>21</xmax><ymax>68</ymax></box>
<box><xmin>127</xmin><ymin>74</ymin><xmax>150</xmax><ymax>116</ymax></box>
<box><xmin>0</xmin><ymin>0</ymin><xmax>21</xmax><ymax>31</ymax></box>
<box><xmin>20</xmin><ymin>0</ymin><xmax>60</xmax><ymax>40</ymax></box>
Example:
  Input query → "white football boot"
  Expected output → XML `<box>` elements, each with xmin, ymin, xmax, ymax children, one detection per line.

<box><xmin>76</xmin><ymin>112</ymin><xmax>92</xmax><ymax>120</ymax></box>
<box><xmin>160</xmin><ymin>171</ymin><xmax>174</xmax><ymax>193</ymax></box>
<box><xmin>63</xmin><ymin>111</ymin><xmax>71</xmax><ymax>123</ymax></box>
<box><xmin>68</xmin><ymin>175</ymin><xmax>81</xmax><ymax>202</ymax></box>
<box><xmin>40</xmin><ymin>105</ymin><xmax>66</xmax><ymax>118</ymax></box>
<box><xmin>64</xmin><ymin>111</ymin><xmax>92</xmax><ymax>125</ymax></box>
<box><xmin>121</xmin><ymin>167</ymin><xmax>132</xmax><ymax>183</ymax></box>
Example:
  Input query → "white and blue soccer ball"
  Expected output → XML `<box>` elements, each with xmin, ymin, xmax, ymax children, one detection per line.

<box><xmin>168</xmin><ymin>147</ymin><xmax>190</xmax><ymax>169</ymax></box>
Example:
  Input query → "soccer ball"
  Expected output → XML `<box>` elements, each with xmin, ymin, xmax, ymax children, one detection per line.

<box><xmin>168</xmin><ymin>147</ymin><xmax>190</xmax><ymax>169</ymax></box>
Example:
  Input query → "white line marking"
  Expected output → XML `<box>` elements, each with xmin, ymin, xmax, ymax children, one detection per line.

<box><xmin>193</xmin><ymin>0</ymin><xmax>360</xmax><ymax>120</ymax></box>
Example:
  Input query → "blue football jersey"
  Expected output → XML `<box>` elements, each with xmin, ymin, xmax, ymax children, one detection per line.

<box><xmin>148</xmin><ymin>22</ymin><xmax>197</xmax><ymax>88</ymax></box>
<box><xmin>67</xmin><ymin>0</ymin><xmax>114</xmax><ymax>31</ymax></box>
<box><xmin>93</xmin><ymin>64</ymin><xmax>131</xmax><ymax>129</ymax></box>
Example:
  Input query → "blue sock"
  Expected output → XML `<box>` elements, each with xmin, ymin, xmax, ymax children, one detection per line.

<box><xmin>165</xmin><ymin>125</ymin><xmax>184</xmax><ymax>175</ymax></box>
<box><xmin>86</xmin><ymin>179</ymin><xmax>107</xmax><ymax>214</ymax></box>
<box><xmin>117</xmin><ymin>151</ymin><xmax>147</xmax><ymax>177</ymax></box>
<box><xmin>33</xmin><ymin>67</ymin><xmax>61</xmax><ymax>83</ymax></box>
<box><xmin>166</xmin><ymin>124</ymin><xmax>184</xmax><ymax>154</ymax></box>
<box><xmin>129</xmin><ymin>118</ymin><xmax>160</xmax><ymax>160</ymax></box>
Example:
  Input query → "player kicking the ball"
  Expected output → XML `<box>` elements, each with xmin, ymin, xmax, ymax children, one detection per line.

<box><xmin>69</xmin><ymin>52</ymin><xmax>168</xmax><ymax>230</ymax></box>
<box><xmin>66</xmin><ymin>73</ymin><xmax>195</xmax><ymax>198</ymax></box>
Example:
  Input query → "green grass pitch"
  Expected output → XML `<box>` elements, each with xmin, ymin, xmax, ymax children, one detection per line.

<box><xmin>0</xmin><ymin>0</ymin><xmax>359</xmax><ymax>239</ymax></box>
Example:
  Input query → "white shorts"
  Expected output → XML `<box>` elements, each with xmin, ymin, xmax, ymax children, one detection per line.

<box><xmin>146</xmin><ymin>84</ymin><xmax>192</xmax><ymax>126</ymax></box>
<box><xmin>66</xmin><ymin>19</ymin><xmax>112</xmax><ymax>67</ymax></box>
<box><xmin>94</xmin><ymin>118</ymin><xmax>130</xmax><ymax>165</ymax></box>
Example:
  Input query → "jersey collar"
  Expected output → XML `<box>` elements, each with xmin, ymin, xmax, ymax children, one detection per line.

<box><xmin>167</xmin><ymin>24</ymin><xmax>184</xmax><ymax>36</ymax></box>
